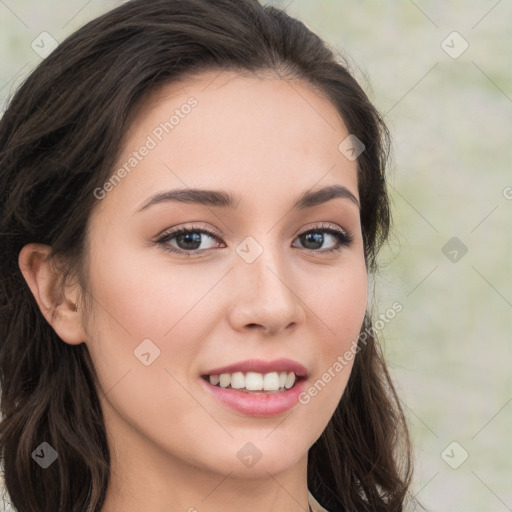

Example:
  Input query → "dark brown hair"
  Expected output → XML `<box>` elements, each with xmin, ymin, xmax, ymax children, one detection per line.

<box><xmin>0</xmin><ymin>1</ymin><xmax>415</xmax><ymax>510</ymax></box>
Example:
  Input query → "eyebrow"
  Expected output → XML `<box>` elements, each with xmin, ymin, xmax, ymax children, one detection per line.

<box><xmin>135</xmin><ymin>184</ymin><xmax>360</xmax><ymax>213</ymax></box>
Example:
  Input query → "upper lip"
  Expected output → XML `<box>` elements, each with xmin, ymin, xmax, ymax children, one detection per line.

<box><xmin>202</xmin><ymin>358</ymin><xmax>308</xmax><ymax>378</ymax></box>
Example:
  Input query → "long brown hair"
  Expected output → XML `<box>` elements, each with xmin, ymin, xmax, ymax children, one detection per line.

<box><xmin>0</xmin><ymin>1</ymin><xmax>414</xmax><ymax>510</ymax></box>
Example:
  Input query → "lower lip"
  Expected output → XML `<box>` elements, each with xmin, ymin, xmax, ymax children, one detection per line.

<box><xmin>199</xmin><ymin>376</ymin><xmax>308</xmax><ymax>417</ymax></box>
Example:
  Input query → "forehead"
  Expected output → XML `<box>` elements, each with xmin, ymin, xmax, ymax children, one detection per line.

<box><xmin>95</xmin><ymin>71</ymin><xmax>359</xmax><ymax>218</ymax></box>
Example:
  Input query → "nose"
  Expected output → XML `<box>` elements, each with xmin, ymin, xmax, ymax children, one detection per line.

<box><xmin>227</xmin><ymin>240</ymin><xmax>306</xmax><ymax>336</ymax></box>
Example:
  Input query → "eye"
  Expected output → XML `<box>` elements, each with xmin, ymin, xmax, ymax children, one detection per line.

<box><xmin>155</xmin><ymin>224</ymin><xmax>224</xmax><ymax>257</ymax></box>
<box><xmin>155</xmin><ymin>222</ymin><xmax>353</xmax><ymax>256</ymax></box>
<box><xmin>292</xmin><ymin>223</ymin><xmax>354</xmax><ymax>253</ymax></box>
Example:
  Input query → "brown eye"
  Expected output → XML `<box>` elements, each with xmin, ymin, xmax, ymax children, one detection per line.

<box><xmin>156</xmin><ymin>226</ymin><xmax>223</xmax><ymax>256</ymax></box>
<box><xmin>293</xmin><ymin>225</ymin><xmax>353</xmax><ymax>253</ymax></box>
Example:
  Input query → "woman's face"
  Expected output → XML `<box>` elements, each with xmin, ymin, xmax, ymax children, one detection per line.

<box><xmin>82</xmin><ymin>71</ymin><xmax>367</xmax><ymax>485</ymax></box>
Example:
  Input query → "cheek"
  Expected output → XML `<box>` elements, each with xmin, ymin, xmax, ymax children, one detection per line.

<box><xmin>309</xmin><ymin>259</ymin><xmax>368</xmax><ymax>348</ymax></box>
<box><xmin>86</xmin><ymin>238</ymin><xmax>208</xmax><ymax>338</ymax></box>
<box><xmin>82</xmin><ymin>245</ymin><xmax>215</xmax><ymax>447</ymax></box>
<box><xmin>298</xmin><ymin>259</ymin><xmax>367</xmax><ymax>421</ymax></box>
<box><xmin>83</xmin><ymin>238</ymin><xmax>220</xmax><ymax>389</ymax></box>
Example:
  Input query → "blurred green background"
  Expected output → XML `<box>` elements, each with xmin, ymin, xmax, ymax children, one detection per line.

<box><xmin>1</xmin><ymin>1</ymin><xmax>511</xmax><ymax>511</ymax></box>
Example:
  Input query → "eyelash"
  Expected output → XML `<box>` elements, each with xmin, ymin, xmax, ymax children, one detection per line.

<box><xmin>155</xmin><ymin>223</ymin><xmax>354</xmax><ymax>257</ymax></box>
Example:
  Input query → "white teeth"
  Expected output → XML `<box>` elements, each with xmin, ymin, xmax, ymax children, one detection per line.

<box><xmin>206</xmin><ymin>371</ymin><xmax>299</xmax><ymax>392</ymax></box>
<box><xmin>219</xmin><ymin>373</ymin><xmax>230</xmax><ymax>388</ymax></box>
<box><xmin>284</xmin><ymin>372</ymin><xmax>296</xmax><ymax>389</ymax></box>
<box><xmin>230</xmin><ymin>372</ymin><xmax>245</xmax><ymax>389</ymax></box>
<box><xmin>263</xmin><ymin>372</ymin><xmax>280</xmax><ymax>391</ymax></box>
<box><xmin>245</xmin><ymin>372</ymin><xmax>263</xmax><ymax>391</ymax></box>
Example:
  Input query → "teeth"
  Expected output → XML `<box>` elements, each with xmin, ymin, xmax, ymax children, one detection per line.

<box><xmin>219</xmin><ymin>374</ymin><xmax>230</xmax><ymax>388</ymax></box>
<box><xmin>284</xmin><ymin>372</ymin><xmax>296</xmax><ymax>389</ymax></box>
<box><xmin>208</xmin><ymin>371</ymin><xmax>299</xmax><ymax>392</ymax></box>
<box><xmin>245</xmin><ymin>372</ymin><xmax>263</xmax><ymax>390</ymax></box>
<box><xmin>263</xmin><ymin>372</ymin><xmax>280</xmax><ymax>391</ymax></box>
<box><xmin>231</xmin><ymin>372</ymin><xmax>245</xmax><ymax>389</ymax></box>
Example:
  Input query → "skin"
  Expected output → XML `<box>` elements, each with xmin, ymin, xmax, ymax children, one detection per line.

<box><xmin>19</xmin><ymin>71</ymin><xmax>368</xmax><ymax>512</ymax></box>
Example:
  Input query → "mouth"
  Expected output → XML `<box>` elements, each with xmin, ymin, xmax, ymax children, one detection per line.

<box><xmin>200</xmin><ymin>371</ymin><xmax>305</xmax><ymax>394</ymax></box>
<box><xmin>198</xmin><ymin>370</ymin><xmax>309</xmax><ymax>417</ymax></box>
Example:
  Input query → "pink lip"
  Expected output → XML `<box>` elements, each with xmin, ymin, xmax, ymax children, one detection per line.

<box><xmin>198</xmin><ymin>375</ymin><xmax>308</xmax><ymax>417</ymax></box>
<box><xmin>202</xmin><ymin>358</ymin><xmax>308</xmax><ymax>378</ymax></box>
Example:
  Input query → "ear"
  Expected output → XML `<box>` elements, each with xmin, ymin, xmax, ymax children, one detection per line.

<box><xmin>18</xmin><ymin>243</ymin><xmax>88</xmax><ymax>345</ymax></box>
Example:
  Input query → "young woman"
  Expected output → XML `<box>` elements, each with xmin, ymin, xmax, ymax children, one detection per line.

<box><xmin>0</xmin><ymin>1</ymin><xmax>414</xmax><ymax>511</ymax></box>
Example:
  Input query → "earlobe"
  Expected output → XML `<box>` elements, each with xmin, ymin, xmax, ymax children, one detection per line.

<box><xmin>18</xmin><ymin>243</ymin><xmax>88</xmax><ymax>345</ymax></box>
